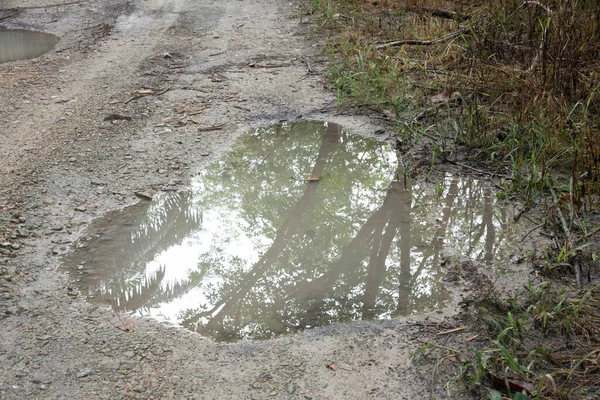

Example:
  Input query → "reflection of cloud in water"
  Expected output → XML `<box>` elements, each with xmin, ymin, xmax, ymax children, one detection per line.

<box><xmin>63</xmin><ymin>121</ymin><xmax>525</xmax><ymax>341</ymax></box>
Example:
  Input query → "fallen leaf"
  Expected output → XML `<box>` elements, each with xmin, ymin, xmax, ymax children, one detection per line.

<box><xmin>327</xmin><ymin>364</ymin><xmax>337</xmax><ymax>371</ymax></box>
<box><xmin>112</xmin><ymin>313</ymin><xmax>135</xmax><ymax>332</ymax></box>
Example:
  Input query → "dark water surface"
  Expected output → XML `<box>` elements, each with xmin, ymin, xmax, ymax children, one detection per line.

<box><xmin>63</xmin><ymin>121</ymin><xmax>522</xmax><ymax>341</ymax></box>
<box><xmin>0</xmin><ymin>27</ymin><xmax>59</xmax><ymax>64</ymax></box>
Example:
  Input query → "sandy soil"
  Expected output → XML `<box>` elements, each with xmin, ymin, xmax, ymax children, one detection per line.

<box><xmin>0</xmin><ymin>1</ymin><xmax>501</xmax><ymax>398</ymax></box>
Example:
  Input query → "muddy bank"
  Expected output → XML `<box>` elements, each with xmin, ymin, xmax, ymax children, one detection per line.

<box><xmin>0</xmin><ymin>0</ymin><xmax>542</xmax><ymax>398</ymax></box>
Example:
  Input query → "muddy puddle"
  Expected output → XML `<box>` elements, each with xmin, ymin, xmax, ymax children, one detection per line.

<box><xmin>0</xmin><ymin>26</ymin><xmax>59</xmax><ymax>64</ymax></box>
<box><xmin>63</xmin><ymin>121</ymin><xmax>524</xmax><ymax>341</ymax></box>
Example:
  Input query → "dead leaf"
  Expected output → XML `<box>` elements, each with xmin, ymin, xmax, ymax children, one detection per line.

<box><xmin>112</xmin><ymin>313</ymin><xmax>135</xmax><ymax>332</ymax></box>
<box><xmin>327</xmin><ymin>364</ymin><xmax>337</xmax><ymax>371</ymax></box>
<box><xmin>429</xmin><ymin>88</ymin><xmax>453</xmax><ymax>103</ymax></box>
<box><xmin>382</xmin><ymin>108</ymin><xmax>397</xmax><ymax>120</ymax></box>
<box><xmin>135</xmin><ymin>88</ymin><xmax>153</xmax><ymax>94</ymax></box>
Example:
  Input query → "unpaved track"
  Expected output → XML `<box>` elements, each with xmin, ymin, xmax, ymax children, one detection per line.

<box><xmin>0</xmin><ymin>1</ymin><xmax>474</xmax><ymax>398</ymax></box>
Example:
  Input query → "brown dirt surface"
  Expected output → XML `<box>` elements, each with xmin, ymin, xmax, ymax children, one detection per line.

<box><xmin>0</xmin><ymin>1</ymin><xmax>538</xmax><ymax>398</ymax></box>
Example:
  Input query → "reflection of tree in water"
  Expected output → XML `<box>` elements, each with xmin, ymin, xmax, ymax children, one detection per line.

<box><xmin>178</xmin><ymin>122</ymin><xmax>446</xmax><ymax>341</ymax></box>
<box><xmin>65</xmin><ymin>121</ymin><xmax>519</xmax><ymax>342</ymax></box>
<box><xmin>63</xmin><ymin>192</ymin><xmax>202</xmax><ymax>311</ymax></box>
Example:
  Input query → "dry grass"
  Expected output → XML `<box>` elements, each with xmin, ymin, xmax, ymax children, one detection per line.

<box><xmin>305</xmin><ymin>0</ymin><xmax>600</xmax><ymax>398</ymax></box>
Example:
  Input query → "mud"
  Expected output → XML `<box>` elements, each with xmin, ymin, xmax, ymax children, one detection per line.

<box><xmin>0</xmin><ymin>0</ymin><xmax>545</xmax><ymax>398</ymax></box>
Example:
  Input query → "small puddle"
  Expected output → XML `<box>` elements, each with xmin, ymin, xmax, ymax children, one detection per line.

<box><xmin>63</xmin><ymin>121</ymin><xmax>524</xmax><ymax>341</ymax></box>
<box><xmin>0</xmin><ymin>27</ymin><xmax>59</xmax><ymax>64</ymax></box>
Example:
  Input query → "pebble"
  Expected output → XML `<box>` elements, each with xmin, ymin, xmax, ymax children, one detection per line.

<box><xmin>286</xmin><ymin>383</ymin><xmax>296</xmax><ymax>394</ymax></box>
<box><xmin>123</xmin><ymin>351</ymin><xmax>135</xmax><ymax>358</ymax></box>
<box><xmin>76</xmin><ymin>369</ymin><xmax>94</xmax><ymax>378</ymax></box>
<box><xmin>74</xmin><ymin>206</ymin><xmax>87</xmax><ymax>212</ymax></box>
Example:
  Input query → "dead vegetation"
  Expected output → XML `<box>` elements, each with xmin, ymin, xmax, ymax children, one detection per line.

<box><xmin>302</xmin><ymin>0</ymin><xmax>600</xmax><ymax>398</ymax></box>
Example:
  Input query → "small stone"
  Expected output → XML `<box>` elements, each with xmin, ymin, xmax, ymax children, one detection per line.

<box><xmin>49</xmin><ymin>223</ymin><xmax>63</xmax><ymax>231</ymax></box>
<box><xmin>123</xmin><ymin>351</ymin><xmax>135</xmax><ymax>358</ymax></box>
<box><xmin>134</xmin><ymin>191</ymin><xmax>154</xmax><ymax>201</ymax></box>
<box><xmin>0</xmin><ymin>243</ymin><xmax>11</xmax><ymax>248</ymax></box>
<box><xmin>74</xmin><ymin>206</ymin><xmax>87</xmax><ymax>212</ymax></box>
<box><xmin>6</xmin><ymin>306</ymin><xmax>20</xmax><ymax>315</ymax></box>
<box><xmin>10</xmin><ymin>243</ymin><xmax>21</xmax><ymax>250</ymax></box>
<box><xmin>76</xmin><ymin>369</ymin><xmax>94</xmax><ymax>378</ymax></box>
<box><xmin>39</xmin><ymin>384</ymin><xmax>49</xmax><ymax>390</ymax></box>
<box><xmin>17</xmin><ymin>229</ymin><xmax>28</xmax><ymax>237</ymax></box>
<box><xmin>286</xmin><ymin>383</ymin><xmax>296</xmax><ymax>394</ymax></box>
<box><xmin>200</xmin><ymin>153</ymin><xmax>210</xmax><ymax>157</ymax></box>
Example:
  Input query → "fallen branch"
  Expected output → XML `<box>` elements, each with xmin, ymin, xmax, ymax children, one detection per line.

<box><xmin>377</xmin><ymin>29</ymin><xmax>468</xmax><ymax>49</ymax></box>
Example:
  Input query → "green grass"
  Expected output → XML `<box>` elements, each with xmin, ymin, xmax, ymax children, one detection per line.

<box><xmin>303</xmin><ymin>0</ymin><xmax>600</xmax><ymax>398</ymax></box>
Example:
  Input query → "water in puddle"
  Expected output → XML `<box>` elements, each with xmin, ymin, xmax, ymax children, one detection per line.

<box><xmin>63</xmin><ymin>121</ymin><xmax>522</xmax><ymax>341</ymax></box>
<box><xmin>0</xmin><ymin>27</ymin><xmax>59</xmax><ymax>64</ymax></box>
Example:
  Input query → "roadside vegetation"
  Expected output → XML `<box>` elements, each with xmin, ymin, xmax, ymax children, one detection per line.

<box><xmin>300</xmin><ymin>0</ymin><xmax>600</xmax><ymax>398</ymax></box>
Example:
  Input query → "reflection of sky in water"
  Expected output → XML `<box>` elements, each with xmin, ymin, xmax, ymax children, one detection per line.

<box><xmin>63</xmin><ymin>121</ymin><xmax>525</xmax><ymax>341</ymax></box>
<box><xmin>0</xmin><ymin>27</ymin><xmax>60</xmax><ymax>64</ymax></box>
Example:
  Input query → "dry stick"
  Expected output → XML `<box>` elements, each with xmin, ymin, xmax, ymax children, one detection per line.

<box><xmin>447</xmin><ymin>160</ymin><xmax>513</xmax><ymax>180</ymax></box>
<box><xmin>0</xmin><ymin>11</ymin><xmax>17</xmax><ymax>21</ymax></box>
<box><xmin>524</xmin><ymin>1</ymin><xmax>553</xmax><ymax>74</ymax></box>
<box><xmin>521</xmin><ymin>223</ymin><xmax>545</xmax><ymax>241</ymax></box>
<box><xmin>0</xmin><ymin>0</ymin><xmax>82</xmax><ymax>11</ymax></box>
<box><xmin>198</xmin><ymin>123</ymin><xmax>227</xmax><ymax>132</ymax></box>
<box><xmin>377</xmin><ymin>28</ymin><xmax>468</xmax><ymax>49</ymax></box>
<box><xmin>549</xmin><ymin>185</ymin><xmax>583</xmax><ymax>287</ymax></box>
<box><xmin>123</xmin><ymin>87</ymin><xmax>170</xmax><ymax>104</ymax></box>
<box><xmin>436</xmin><ymin>326</ymin><xmax>465</xmax><ymax>335</ymax></box>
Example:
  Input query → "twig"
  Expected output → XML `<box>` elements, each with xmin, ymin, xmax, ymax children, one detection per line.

<box><xmin>0</xmin><ymin>11</ymin><xmax>17</xmax><ymax>21</ymax></box>
<box><xmin>447</xmin><ymin>160</ymin><xmax>513</xmax><ymax>180</ymax></box>
<box><xmin>0</xmin><ymin>0</ymin><xmax>82</xmax><ymax>11</ymax></box>
<box><xmin>524</xmin><ymin>1</ymin><xmax>553</xmax><ymax>74</ymax></box>
<box><xmin>198</xmin><ymin>123</ymin><xmax>227</xmax><ymax>132</ymax></box>
<box><xmin>436</xmin><ymin>326</ymin><xmax>465</xmax><ymax>335</ymax></box>
<box><xmin>249</xmin><ymin>63</ymin><xmax>285</xmax><ymax>68</ymax></box>
<box><xmin>521</xmin><ymin>223</ymin><xmax>544</xmax><ymax>241</ymax></box>
<box><xmin>232</xmin><ymin>105</ymin><xmax>251</xmax><ymax>112</ymax></box>
<box><xmin>549</xmin><ymin>185</ymin><xmax>583</xmax><ymax>287</ymax></box>
<box><xmin>377</xmin><ymin>28</ymin><xmax>468</xmax><ymax>49</ymax></box>
<box><xmin>549</xmin><ymin>186</ymin><xmax>571</xmax><ymax>244</ymax></box>
<box><xmin>123</xmin><ymin>87</ymin><xmax>170</xmax><ymax>104</ymax></box>
<box><xmin>464</xmin><ymin>335</ymin><xmax>479</xmax><ymax>342</ymax></box>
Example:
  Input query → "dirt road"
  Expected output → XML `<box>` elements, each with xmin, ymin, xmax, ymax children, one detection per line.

<box><xmin>0</xmin><ymin>1</ymin><xmax>474</xmax><ymax>398</ymax></box>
